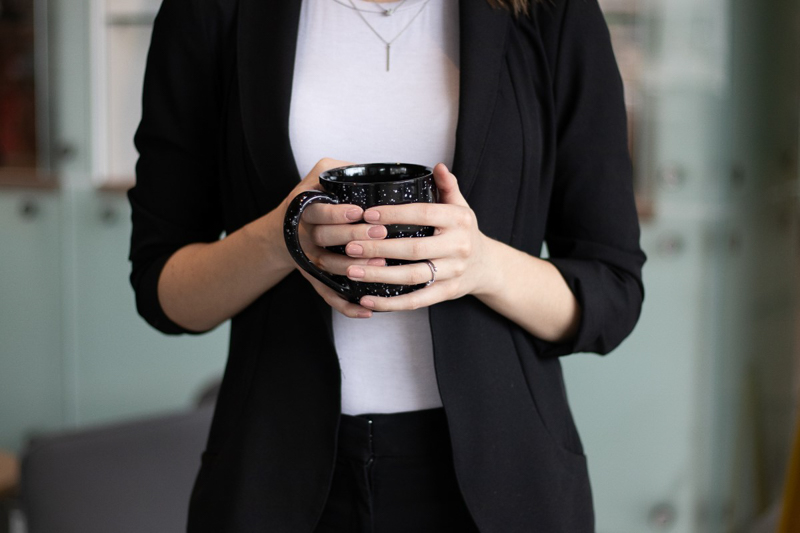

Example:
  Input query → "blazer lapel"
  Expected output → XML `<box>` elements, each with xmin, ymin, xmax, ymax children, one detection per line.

<box><xmin>453</xmin><ymin>0</ymin><xmax>510</xmax><ymax>200</ymax></box>
<box><xmin>236</xmin><ymin>0</ymin><xmax>508</xmax><ymax>328</ymax></box>
<box><xmin>238</xmin><ymin>0</ymin><xmax>303</xmax><ymax>193</ymax></box>
<box><xmin>238</xmin><ymin>0</ymin><xmax>335</xmax><ymax>333</ymax></box>
<box><xmin>238</xmin><ymin>0</ymin><xmax>509</xmax><ymax>201</ymax></box>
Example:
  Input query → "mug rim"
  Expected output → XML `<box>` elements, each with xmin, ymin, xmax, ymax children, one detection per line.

<box><xmin>319</xmin><ymin>163</ymin><xmax>433</xmax><ymax>186</ymax></box>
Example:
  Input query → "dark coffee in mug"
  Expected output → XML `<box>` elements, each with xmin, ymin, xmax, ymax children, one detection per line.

<box><xmin>284</xmin><ymin>163</ymin><xmax>437</xmax><ymax>303</ymax></box>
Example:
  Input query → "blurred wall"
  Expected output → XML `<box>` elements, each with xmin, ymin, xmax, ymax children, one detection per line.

<box><xmin>562</xmin><ymin>0</ymin><xmax>800</xmax><ymax>531</ymax></box>
<box><xmin>0</xmin><ymin>0</ymin><xmax>798</xmax><ymax>532</ymax></box>
<box><xmin>0</xmin><ymin>0</ymin><xmax>228</xmax><ymax>454</ymax></box>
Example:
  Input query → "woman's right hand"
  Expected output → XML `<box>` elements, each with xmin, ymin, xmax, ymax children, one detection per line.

<box><xmin>280</xmin><ymin>158</ymin><xmax>387</xmax><ymax>319</ymax></box>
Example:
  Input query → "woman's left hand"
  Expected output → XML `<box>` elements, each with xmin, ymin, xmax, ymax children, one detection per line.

<box><xmin>344</xmin><ymin>163</ymin><xmax>495</xmax><ymax>311</ymax></box>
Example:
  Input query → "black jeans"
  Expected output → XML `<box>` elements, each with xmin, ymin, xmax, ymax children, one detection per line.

<box><xmin>313</xmin><ymin>408</ymin><xmax>480</xmax><ymax>533</ymax></box>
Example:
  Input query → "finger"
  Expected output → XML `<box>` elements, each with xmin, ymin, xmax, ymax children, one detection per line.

<box><xmin>310</xmin><ymin>223</ymin><xmax>387</xmax><ymax>247</ymax></box>
<box><xmin>294</xmin><ymin>158</ymin><xmax>353</xmax><ymax>195</ymax></box>
<box><xmin>314</xmin><ymin>157</ymin><xmax>352</xmax><ymax>174</ymax></box>
<box><xmin>301</xmin><ymin>158</ymin><xmax>352</xmax><ymax>184</ymax></box>
<box><xmin>433</xmin><ymin>163</ymin><xmax>469</xmax><ymax>207</ymax></box>
<box><xmin>346</xmin><ymin>259</ymin><xmax>447</xmax><ymax>286</ymax></box>
<box><xmin>303</xmin><ymin>202</ymin><xmax>363</xmax><ymax>225</ymax></box>
<box><xmin>345</xmin><ymin>235</ymin><xmax>467</xmax><ymax>261</ymax></box>
<box><xmin>298</xmin><ymin>269</ymin><xmax>373</xmax><ymax>319</ymax></box>
<box><xmin>362</xmin><ymin>202</ymin><xmax>472</xmax><ymax>229</ymax></box>
<box><xmin>359</xmin><ymin>281</ymin><xmax>451</xmax><ymax>312</ymax></box>
<box><xmin>315</xmin><ymin>250</ymin><xmax>386</xmax><ymax>276</ymax></box>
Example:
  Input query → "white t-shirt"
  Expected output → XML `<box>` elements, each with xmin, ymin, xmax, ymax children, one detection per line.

<box><xmin>289</xmin><ymin>0</ymin><xmax>459</xmax><ymax>415</ymax></box>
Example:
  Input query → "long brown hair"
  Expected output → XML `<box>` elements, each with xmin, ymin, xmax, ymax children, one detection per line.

<box><xmin>487</xmin><ymin>0</ymin><xmax>535</xmax><ymax>17</ymax></box>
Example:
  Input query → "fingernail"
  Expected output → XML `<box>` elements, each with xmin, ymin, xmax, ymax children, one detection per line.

<box><xmin>367</xmin><ymin>225</ymin><xmax>386</xmax><ymax>239</ymax></box>
<box><xmin>367</xmin><ymin>258</ymin><xmax>386</xmax><ymax>266</ymax></box>
<box><xmin>346</xmin><ymin>208</ymin><xmax>362</xmax><ymax>221</ymax></box>
<box><xmin>364</xmin><ymin>210</ymin><xmax>380</xmax><ymax>222</ymax></box>
<box><xmin>361</xmin><ymin>298</ymin><xmax>375</xmax><ymax>309</ymax></box>
<box><xmin>346</xmin><ymin>243</ymin><xmax>364</xmax><ymax>256</ymax></box>
<box><xmin>348</xmin><ymin>266</ymin><xmax>365</xmax><ymax>279</ymax></box>
<box><xmin>357</xmin><ymin>310</ymin><xmax>372</xmax><ymax>319</ymax></box>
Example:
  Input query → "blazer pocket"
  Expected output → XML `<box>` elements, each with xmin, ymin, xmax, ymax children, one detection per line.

<box><xmin>513</xmin><ymin>331</ymin><xmax>586</xmax><ymax>458</ymax></box>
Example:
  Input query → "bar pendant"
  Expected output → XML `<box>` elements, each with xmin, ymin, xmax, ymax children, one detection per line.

<box><xmin>386</xmin><ymin>44</ymin><xmax>390</xmax><ymax>72</ymax></box>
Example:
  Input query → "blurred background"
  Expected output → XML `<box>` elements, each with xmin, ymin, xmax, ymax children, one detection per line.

<box><xmin>0</xmin><ymin>0</ymin><xmax>799</xmax><ymax>531</ymax></box>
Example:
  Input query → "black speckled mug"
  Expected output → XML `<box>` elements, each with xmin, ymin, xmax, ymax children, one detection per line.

<box><xmin>284</xmin><ymin>163</ymin><xmax>437</xmax><ymax>304</ymax></box>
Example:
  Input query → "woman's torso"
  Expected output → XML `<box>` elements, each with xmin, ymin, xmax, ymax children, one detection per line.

<box><xmin>289</xmin><ymin>0</ymin><xmax>460</xmax><ymax>415</ymax></box>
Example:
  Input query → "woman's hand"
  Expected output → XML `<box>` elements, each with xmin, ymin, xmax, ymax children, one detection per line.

<box><xmin>337</xmin><ymin>163</ymin><xmax>580</xmax><ymax>343</ymax></box>
<box><xmin>342</xmin><ymin>163</ymin><xmax>496</xmax><ymax>312</ymax></box>
<box><xmin>283</xmin><ymin>158</ymin><xmax>386</xmax><ymax>319</ymax></box>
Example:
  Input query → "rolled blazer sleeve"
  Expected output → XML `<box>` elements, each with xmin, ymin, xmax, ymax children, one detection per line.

<box><xmin>128</xmin><ymin>0</ymin><xmax>225</xmax><ymax>335</ymax></box>
<box><xmin>537</xmin><ymin>0</ymin><xmax>646</xmax><ymax>356</ymax></box>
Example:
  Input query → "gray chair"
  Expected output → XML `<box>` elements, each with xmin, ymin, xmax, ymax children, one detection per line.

<box><xmin>19</xmin><ymin>406</ymin><xmax>212</xmax><ymax>533</ymax></box>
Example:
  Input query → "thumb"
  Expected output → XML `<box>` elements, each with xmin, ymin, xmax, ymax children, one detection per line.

<box><xmin>433</xmin><ymin>163</ymin><xmax>468</xmax><ymax>207</ymax></box>
<box><xmin>297</xmin><ymin>158</ymin><xmax>352</xmax><ymax>193</ymax></box>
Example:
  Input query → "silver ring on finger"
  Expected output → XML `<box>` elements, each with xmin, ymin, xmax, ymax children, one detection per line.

<box><xmin>424</xmin><ymin>259</ymin><xmax>437</xmax><ymax>287</ymax></box>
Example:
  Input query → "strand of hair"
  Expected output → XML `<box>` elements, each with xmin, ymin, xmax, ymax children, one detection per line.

<box><xmin>486</xmin><ymin>0</ymin><xmax>536</xmax><ymax>17</ymax></box>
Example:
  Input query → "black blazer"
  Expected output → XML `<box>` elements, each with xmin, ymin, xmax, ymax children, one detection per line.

<box><xmin>128</xmin><ymin>0</ymin><xmax>646</xmax><ymax>531</ymax></box>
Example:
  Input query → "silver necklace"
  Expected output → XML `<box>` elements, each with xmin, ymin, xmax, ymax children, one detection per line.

<box><xmin>346</xmin><ymin>0</ymin><xmax>432</xmax><ymax>72</ymax></box>
<box><xmin>332</xmin><ymin>0</ymin><xmax>411</xmax><ymax>16</ymax></box>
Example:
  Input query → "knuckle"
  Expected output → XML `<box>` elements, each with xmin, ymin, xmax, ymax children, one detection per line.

<box><xmin>419</xmin><ymin>203</ymin><xmax>434</xmax><ymax>221</ymax></box>
<box><xmin>310</xmin><ymin>226</ymin><xmax>325</xmax><ymax>246</ymax></box>
<box><xmin>447</xmin><ymin>284</ymin><xmax>460</xmax><ymax>299</ymax></box>
<box><xmin>360</xmin><ymin>242</ymin><xmax>374</xmax><ymax>257</ymax></box>
<box><xmin>412</xmin><ymin>267</ymin><xmax>429</xmax><ymax>285</ymax></box>
<box><xmin>299</xmin><ymin>208</ymin><xmax>314</xmax><ymax>225</ymax></box>
<box><xmin>453</xmin><ymin>262</ymin><xmax>466</xmax><ymax>277</ymax></box>
<box><xmin>316</xmin><ymin>203</ymin><xmax>334</xmax><ymax>222</ymax></box>
<box><xmin>297</xmin><ymin>230</ymin><xmax>311</xmax><ymax>250</ymax></box>
<box><xmin>411</xmin><ymin>239</ymin><xmax>426</xmax><ymax>258</ymax></box>
<box><xmin>465</xmin><ymin>240</ymin><xmax>474</xmax><ymax>255</ymax></box>
<box><xmin>456</xmin><ymin>240</ymin><xmax>471</xmax><ymax>258</ymax></box>
<box><xmin>317</xmin><ymin>253</ymin><xmax>331</xmax><ymax>272</ymax></box>
<box><xmin>304</xmin><ymin>203</ymin><xmax>321</xmax><ymax>220</ymax></box>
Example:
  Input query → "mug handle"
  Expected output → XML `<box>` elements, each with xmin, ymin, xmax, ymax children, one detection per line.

<box><xmin>283</xmin><ymin>190</ymin><xmax>358</xmax><ymax>301</ymax></box>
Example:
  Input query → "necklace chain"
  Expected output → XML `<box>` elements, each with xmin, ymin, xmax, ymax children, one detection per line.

<box><xmin>345</xmin><ymin>0</ymin><xmax>432</xmax><ymax>72</ymax></box>
<box><xmin>332</xmin><ymin>0</ymin><xmax>411</xmax><ymax>16</ymax></box>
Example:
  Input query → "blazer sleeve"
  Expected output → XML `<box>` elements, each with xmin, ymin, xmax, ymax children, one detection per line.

<box><xmin>536</xmin><ymin>0</ymin><xmax>646</xmax><ymax>357</ymax></box>
<box><xmin>128</xmin><ymin>0</ymin><xmax>225</xmax><ymax>335</ymax></box>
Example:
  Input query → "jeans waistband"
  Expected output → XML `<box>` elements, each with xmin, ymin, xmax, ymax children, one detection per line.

<box><xmin>337</xmin><ymin>408</ymin><xmax>451</xmax><ymax>462</ymax></box>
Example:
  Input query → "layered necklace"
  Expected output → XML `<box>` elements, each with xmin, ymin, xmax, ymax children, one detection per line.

<box><xmin>332</xmin><ymin>0</ymin><xmax>411</xmax><ymax>16</ymax></box>
<box><xmin>341</xmin><ymin>0</ymin><xmax>433</xmax><ymax>72</ymax></box>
